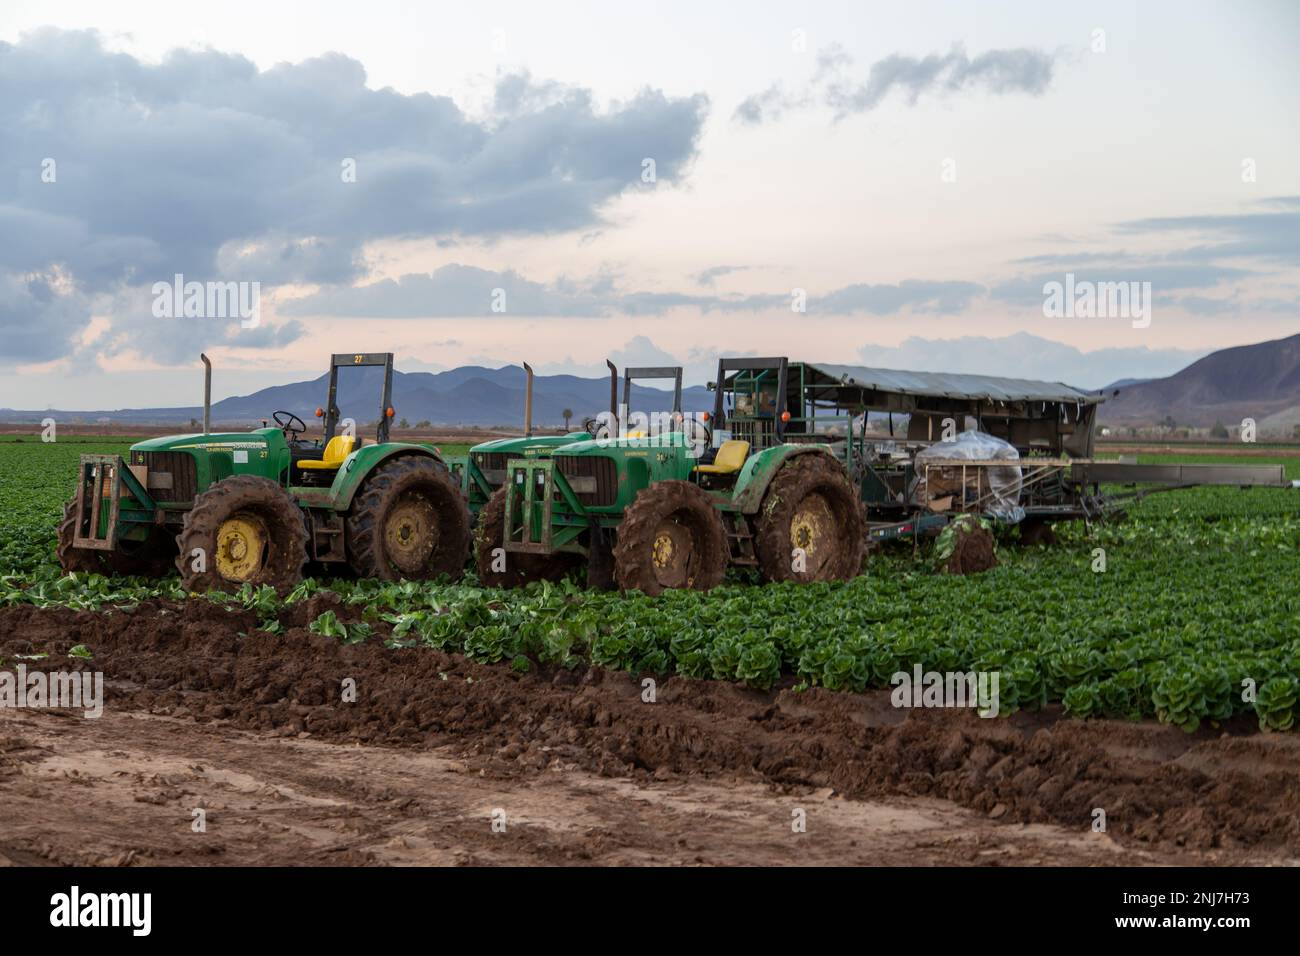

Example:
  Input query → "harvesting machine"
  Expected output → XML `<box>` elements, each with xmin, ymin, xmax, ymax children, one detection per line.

<box><xmin>482</xmin><ymin>355</ymin><xmax>1294</xmax><ymax>595</ymax></box>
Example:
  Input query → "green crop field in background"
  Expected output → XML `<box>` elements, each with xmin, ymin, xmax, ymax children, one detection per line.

<box><xmin>2</xmin><ymin>438</ymin><xmax>1297</xmax><ymax>731</ymax></box>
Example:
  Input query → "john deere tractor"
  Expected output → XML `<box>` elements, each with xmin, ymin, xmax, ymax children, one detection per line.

<box><xmin>58</xmin><ymin>352</ymin><xmax>471</xmax><ymax>592</ymax></box>
<box><xmin>476</xmin><ymin>357</ymin><xmax>864</xmax><ymax>594</ymax></box>
<box><xmin>461</xmin><ymin>361</ymin><xmax>691</xmax><ymax>588</ymax></box>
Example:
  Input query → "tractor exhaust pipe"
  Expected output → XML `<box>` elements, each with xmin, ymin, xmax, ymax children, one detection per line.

<box><xmin>523</xmin><ymin>362</ymin><xmax>534</xmax><ymax>438</ymax></box>
<box><xmin>201</xmin><ymin>353</ymin><xmax>212</xmax><ymax>435</ymax></box>
<box><xmin>606</xmin><ymin>360</ymin><xmax>617</xmax><ymax>419</ymax></box>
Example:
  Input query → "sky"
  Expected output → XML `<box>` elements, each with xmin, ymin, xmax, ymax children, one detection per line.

<box><xmin>1</xmin><ymin>0</ymin><xmax>1298</xmax><ymax>408</ymax></box>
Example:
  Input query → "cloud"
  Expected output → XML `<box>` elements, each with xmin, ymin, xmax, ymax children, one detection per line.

<box><xmin>692</xmin><ymin>264</ymin><xmax>750</xmax><ymax>287</ymax></box>
<box><xmin>735</xmin><ymin>43</ymin><xmax>1056</xmax><ymax>125</ymax></box>
<box><xmin>0</xmin><ymin>28</ymin><xmax>708</xmax><ymax>362</ymax></box>
<box><xmin>1116</xmin><ymin>200</ymin><xmax>1300</xmax><ymax>265</ymax></box>
<box><xmin>857</xmin><ymin>332</ymin><xmax>1207</xmax><ymax>390</ymax></box>
<box><xmin>819</xmin><ymin>280</ymin><xmax>985</xmax><ymax>315</ymax></box>
<box><xmin>990</xmin><ymin>265</ymin><xmax>1253</xmax><ymax>307</ymax></box>
<box><xmin>282</xmin><ymin>264</ymin><xmax>987</xmax><ymax>318</ymax></box>
<box><xmin>0</xmin><ymin>272</ymin><xmax>91</xmax><ymax>365</ymax></box>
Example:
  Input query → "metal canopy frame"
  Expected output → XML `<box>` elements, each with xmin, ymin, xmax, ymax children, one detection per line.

<box><xmin>324</xmin><ymin>352</ymin><xmax>395</xmax><ymax>445</ymax></box>
<box><xmin>622</xmin><ymin>366</ymin><xmax>683</xmax><ymax>416</ymax></box>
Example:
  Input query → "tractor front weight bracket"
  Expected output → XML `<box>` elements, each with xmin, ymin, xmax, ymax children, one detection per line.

<box><xmin>502</xmin><ymin>458</ymin><xmax>587</xmax><ymax>555</ymax></box>
<box><xmin>72</xmin><ymin>454</ymin><xmax>157</xmax><ymax>551</ymax></box>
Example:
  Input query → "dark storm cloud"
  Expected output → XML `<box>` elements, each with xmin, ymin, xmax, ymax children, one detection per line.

<box><xmin>0</xmin><ymin>28</ymin><xmax>708</xmax><ymax>363</ymax></box>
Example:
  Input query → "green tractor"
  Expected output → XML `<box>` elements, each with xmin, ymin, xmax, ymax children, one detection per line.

<box><xmin>58</xmin><ymin>352</ymin><xmax>471</xmax><ymax>592</ymax></box>
<box><xmin>481</xmin><ymin>356</ymin><xmax>865</xmax><ymax>595</ymax></box>
<box><xmin>462</xmin><ymin>361</ymin><xmax>694</xmax><ymax>588</ymax></box>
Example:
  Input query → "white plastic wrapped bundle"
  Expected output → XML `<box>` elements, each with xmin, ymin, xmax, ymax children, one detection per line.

<box><xmin>910</xmin><ymin>431</ymin><xmax>1024</xmax><ymax>521</ymax></box>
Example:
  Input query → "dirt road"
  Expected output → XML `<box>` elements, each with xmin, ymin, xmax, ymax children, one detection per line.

<box><xmin>2</xmin><ymin>601</ymin><xmax>1297</xmax><ymax>866</ymax></box>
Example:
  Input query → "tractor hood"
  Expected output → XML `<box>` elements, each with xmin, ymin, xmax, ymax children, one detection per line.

<box><xmin>131</xmin><ymin>427</ymin><xmax>285</xmax><ymax>454</ymax></box>
<box><xmin>545</xmin><ymin>431</ymin><xmax>694</xmax><ymax>457</ymax></box>
<box><xmin>470</xmin><ymin>433</ymin><xmax>589</xmax><ymax>456</ymax></box>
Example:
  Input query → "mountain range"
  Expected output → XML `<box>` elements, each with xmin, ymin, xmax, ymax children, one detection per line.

<box><xmin>1098</xmin><ymin>332</ymin><xmax>1300</xmax><ymax>429</ymax></box>
<box><xmin>3</xmin><ymin>332</ymin><xmax>1298</xmax><ymax>431</ymax></box>
<box><xmin>0</xmin><ymin>365</ymin><xmax>713</xmax><ymax>429</ymax></box>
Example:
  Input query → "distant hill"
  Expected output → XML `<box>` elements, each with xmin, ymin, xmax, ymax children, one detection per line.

<box><xmin>1099</xmin><ymin>332</ymin><xmax>1300</xmax><ymax>428</ymax></box>
<box><xmin>0</xmin><ymin>365</ymin><xmax>713</xmax><ymax>428</ymax></box>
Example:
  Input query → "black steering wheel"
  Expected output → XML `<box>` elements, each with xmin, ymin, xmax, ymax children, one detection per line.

<box><xmin>682</xmin><ymin>414</ymin><xmax>712</xmax><ymax>449</ymax></box>
<box><xmin>273</xmin><ymin>410</ymin><xmax>307</xmax><ymax>442</ymax></box>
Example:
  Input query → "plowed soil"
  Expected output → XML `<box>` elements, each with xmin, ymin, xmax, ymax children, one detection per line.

<box><xmin>2</xmin><ymin>600</ymin><xmax>1298</xmax><ymax>867</ymax></box>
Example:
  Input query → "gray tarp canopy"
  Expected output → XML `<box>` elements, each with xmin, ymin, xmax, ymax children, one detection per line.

<box><xmin>802</xmin><ymin>364</ymin><xmax>1103</xmax><ymax>406</ymax></box>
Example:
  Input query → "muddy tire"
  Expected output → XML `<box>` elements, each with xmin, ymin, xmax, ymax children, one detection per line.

<box><xmin>474</xmin><ymin>485</ymin><xmax>580</xmax><ymax>587</ymax></box>
<box><xmin>1019</xmin><ymin>519</ymin><xmax>1057</xmax><ymax>548</ymax></box>
<box><xmin>612</xmin><ymin>480</ymin><xmax>728</xmax><ymax>596</ymax></box>
<box><xmin>347</xmin><ymin>456</ymin><xmax>470</xmax><ymax>582</ymax></box>
<box><xmin>57</xmin><ymin>498</ymin><xmax>106</xmax><ymax>574</ymax></box>
<box><xmin>755</xmin><ymin>453</ymin><xmax>865</xmax><ymax>584</ymax></box>
<box><xmin>175</xmin><ymin>476</ymin><xmax>309</xmax><ymax>593</ymax></box>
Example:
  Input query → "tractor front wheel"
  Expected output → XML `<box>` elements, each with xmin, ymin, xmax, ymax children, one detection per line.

<box><xmin>175</xmin><ymin>476</ymin><xmax>309</xmax><ymax>593</ymax></box>
<box><xmin>57</xmin><ymin>498</ymin><xmax>106</xmax><ymax>574</ymax></box>
<box><xmin>612</xmin><ymin>480</ymin><xmax>728</xmax><ymax>596</ymax></box>
<box><xmin>347</xmin><ymin>456</ymin><xmax>470</xmax><ymax>581</ymax></box>
<box><xmin>474</xmin><ymin>485</ymin><xmax>580</xmax><ymax>587</ymax></box>
<box><xmin>755</xmin><ymin>453</ymin><xmax>865</xmax><ymax>584</ymax></box>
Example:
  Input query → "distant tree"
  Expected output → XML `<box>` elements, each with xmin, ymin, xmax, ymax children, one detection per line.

<box><xmin>1210</xmin><ymin>420</ymin><xmax>1229</xmax><ymax>439</ymax></box>
<box><xmin>1162</xmin><ymin>415</ymin><xmax>1177</xmax><ymax>432</ymax></box>
<box><xmin>415</xmin><ymin>420</ymin><xmax>432</xmax><ymax>429</ymax></box>
<box><xmin>398</xmin><ymin>417</ymin><xmax>410</xmax><ymax>429</ymax></box>
<box><xmin>562</xmin><ymin>408</ymin><xmax>574</xmax><ymax>430</ymax></box>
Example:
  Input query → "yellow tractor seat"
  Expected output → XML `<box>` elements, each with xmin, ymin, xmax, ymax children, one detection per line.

<box><xmin>694</xmin><ymin>439</ymin><xmax>750</xmax><ymax>475</ymax></box>
<box><xmin>298</xmin><ymin>435</ymin><xmax>356</xmax><ymax>470</ymax></box>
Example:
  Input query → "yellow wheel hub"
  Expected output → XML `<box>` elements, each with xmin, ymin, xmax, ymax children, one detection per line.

<box><xmin>652</xmin><ymin>532</ymin><xmax>676</xmax><ymax>569</ymax></box>
<box><xmin>649</xmin><ymin>519</ymin><xmax>693</xmax><ymax>588</ymax></box>
<box><xmin>789</xmin><ymin>493</ymin><xmax>834</xmax><ymax>572</ymax></box>
<box><xmin>384</xmin><ymin>498</ymin><xmax>437</xmax><ymax>574</ymax></box>
<box><xmin>215</xmin><ymin>515</ymin><xmax>267</xmax><ymax>581</ymax></box>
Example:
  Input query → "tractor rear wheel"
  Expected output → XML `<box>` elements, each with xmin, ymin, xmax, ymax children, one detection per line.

<box><xmin>347</xmin><ymin>456</ymin><xmax>470</xmax><ymax>581</ymax></box>
<box><xmin>612</xmin><ymin>480</ymin><xmax>728</xmax><ymax>596</ymax></box>
<box><xmin>474</xmin><ymin>485</ymin><xmax>581</xmax><ymax>587</ymax></box>
<box><xmin>175</xmin><ymin>476</ymin><xmax>309</xmax><ymax>593</ymax></box>
<box><xmin>755</xmin><ymin>453</ymin><xmax>865</xmax><ymax>584</ymax></box>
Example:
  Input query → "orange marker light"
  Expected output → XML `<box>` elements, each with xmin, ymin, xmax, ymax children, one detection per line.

<box><xmin>781</xmin><ymin>411</ymin><xmax>791</xmax><ymax>422</ymax></box>
<box><xmin>701</xmin><ymin>411</ymin><xmax>710</xmax><ymax>422</ymax></box>
<box><xmin>314</xmin><ymin>407</ymin><xmax>324</xmax><ymax>418</ymax></box>
<box><xmin>386</xmin><ymin>407</ymin><xmax>395</xmax><ymax>418</ymax></box>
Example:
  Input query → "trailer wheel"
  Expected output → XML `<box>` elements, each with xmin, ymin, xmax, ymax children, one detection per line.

<box><xmin>175</xmin><ymin>476</ymin><xmax>309</xmax><ymax>593</ymax></box>
<box><xmin>755</xmin><ymin>453</ymin><xmax>865</xmax><ymax>584</ymax></box>
<box><xmin>348</xmin><ymin>456</ymin><xmax>470</xmax><ymax>582</ymax></box>
<box><xmin>474</xmin><ymin>485</ymin><xmax>580</xmax><ymax>587</ymax></box>
<box><xmin>613</xmin><ymin>481</ymin><xmax>728</xmax><ymax>596</ymax></box>
<box><xmin>1019</xmin><ymin>519</ymin><xmax>1057</xmax><ymax>547</ymax></box>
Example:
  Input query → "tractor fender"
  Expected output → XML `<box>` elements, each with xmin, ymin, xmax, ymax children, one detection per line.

<box><xmin>327</xmin><ymin>443</ymin><xmax>450</xmax><ymax>511</ymax></box>
<box><xmin>731</xmin><ymin>444</ymin><xmax>839</xmax><ymax>515</ymax></box>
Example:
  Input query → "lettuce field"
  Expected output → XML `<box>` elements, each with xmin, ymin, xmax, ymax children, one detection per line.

<box><xmin>4</xmin><ymin>435</ymin><xmax>1299</xmax><ymax>733</ymax></box>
